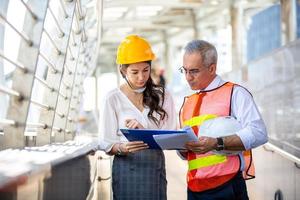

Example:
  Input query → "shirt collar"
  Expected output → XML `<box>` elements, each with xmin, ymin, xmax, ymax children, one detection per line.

<box><xmin>199</xmin><ymin>75</ymin><xmax>225</xmax><ymax>92</ymax></box>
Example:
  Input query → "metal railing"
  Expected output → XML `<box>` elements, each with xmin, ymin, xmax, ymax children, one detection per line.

<box><xmin>0</xmin><ymin>1</ymin><xmax>106</xmax><ymax>200</ymax></box>
<box><xmin>0</xmin><ymin>0</ymin><xmax>98</xmax><ymax>149</ymax></box>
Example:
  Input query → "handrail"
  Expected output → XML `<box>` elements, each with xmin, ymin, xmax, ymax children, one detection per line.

<box><xmin>263</xmin><ymin>143</ymin><xmax>300</xmax><ymax>165</ymax></box>
<box><xmin>262</xmin><ymin>145</ymin><xmax>274</xmax><ymax>153</ymax></box>
<box><xmin>0</xmin><ymin>136</ymin><xmax>98</xmax><ymax>189</ymax></box>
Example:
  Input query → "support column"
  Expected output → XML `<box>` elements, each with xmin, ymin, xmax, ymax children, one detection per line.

<box><xmin>230</xmin><ymin>0</ymin><xmax>243</xmax><ymax>70</ymax></box>
<box><xmin>162</xmin><ymin>30</ymin><xmax>170</xmax><ymax>81</ymax></box>
<box><xmin>280</xmin><ymin>0</ymin><xmax>297</xmax><ymax>45</ymax></box>
<box><xmin>0</xmin><ymin>0</ymin><xmax>9</xmax><ymax>120</ymax></box>
<box><xmin>191</xmin><ymin>9</ymin><xmax>198</xmax><ymax>39</ymax></box>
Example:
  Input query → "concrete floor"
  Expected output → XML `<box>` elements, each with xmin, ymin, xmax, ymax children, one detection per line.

<box><xmin>96</xmin><ymin>150</ymin><xmax>187</xmax><ymax>200</ymax></box>
<box><xmin>97</xmin><ymin>150</ymin><xmax>260</xmax><ymax>200</ymax></box>
<box><xmin>165</xmin><ymin>150</ymin><xmax>188</xmax><ymax>200</ymax></box>
<box><xmin>165</xmin><ymin>150</ymin><xmax>259</xmax><ymax>200</ymax></box>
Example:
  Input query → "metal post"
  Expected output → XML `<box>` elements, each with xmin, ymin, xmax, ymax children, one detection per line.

<box><xmin>65</xmin><ymin>36</ymin><xmax>87</xmax><ymax>140</ymax></box>
<box><xmin>36</xmin><ymin>0</ymin><xmax>76</xmax><ymax>145</ymax></box>
<box><xmin>62</xmin><ymin>0</ymin><xmax>89</xmax><ymax>141</ymax></box>
<box><xmin>65</xmin><ymin>45</ymin><xmax>84</xmax><ymax>140</ymax></box>
<box><xmin>51</xmin><ymin>1</ymin><xmax>81</xmax><ymax>143</ymax></box>
<box><xmin>0</xmin><ymin>13</ymin><xmax>33</xmax><ymax>46</ymax></box>
<box><xmin>53</xmin><ymin>43</ymin><xmax>78</xmax><ymax>142</ymax></box>
<box><xmin>0</xmin><ymin>50</ymin><xmax>28</xmax><ymax>73</ymax></box>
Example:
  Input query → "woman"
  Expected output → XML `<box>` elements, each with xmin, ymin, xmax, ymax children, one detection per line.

<box><xmin>99</xmin><ymin>35</ymin><xmax>176</xmax><ymax>200</ymax></box>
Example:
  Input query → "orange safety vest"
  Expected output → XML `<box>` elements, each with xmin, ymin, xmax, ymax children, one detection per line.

<box><xmin>179</xmin><ymin>82</ymin><xmax>255</xmax><ymax>192</ymax></box>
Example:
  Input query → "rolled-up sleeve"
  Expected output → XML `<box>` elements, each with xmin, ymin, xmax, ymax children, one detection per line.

<box><xmin>98</xmin><ymin>94</ymin><xmax>119</xmax><ymax>153</ymax></box>
<box><xmin>232</xmin><ymin>86</ymin><xmax>268</xmax><ymax>150</ymax></box>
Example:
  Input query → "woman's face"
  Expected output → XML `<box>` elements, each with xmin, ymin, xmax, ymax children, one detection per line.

<box><xmin>124</xmin><ymin>62</ymin><xmax>151</xmax><ymax>89</ymax></box>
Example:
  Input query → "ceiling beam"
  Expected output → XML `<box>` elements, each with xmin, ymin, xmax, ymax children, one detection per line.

<box><xmin>104</xmin><ymin>0</ymin><xmax>204</xmax><ymax>9</ymax></box>
<box><xmin>103</xmin><ymin>19</ymin><xmax>193</xmax><ymax>29</ymax></box>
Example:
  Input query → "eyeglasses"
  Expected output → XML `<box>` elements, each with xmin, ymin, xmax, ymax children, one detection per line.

<box><xmin>178</xmin><ymin>66</ymin><xmax>207</xmax><ymax>76</ymax></box>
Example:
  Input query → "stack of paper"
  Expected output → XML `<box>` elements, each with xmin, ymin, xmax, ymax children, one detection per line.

<box><xmin>120</xmin><ymin>127</ymin><xmax>198</xmax><ymax>150</ymax></box>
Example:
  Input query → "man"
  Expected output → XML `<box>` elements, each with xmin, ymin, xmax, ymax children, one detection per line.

<box><xmin>179</xmin><ymin>40</ymin><xmax>268</xmax><ymax>200</ymax></box>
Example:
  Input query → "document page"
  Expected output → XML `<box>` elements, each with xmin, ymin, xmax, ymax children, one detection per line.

<box><xmin>153</xmin><ymin>127</ymin><xmax>198</xmax><ymax>150</ymax></box>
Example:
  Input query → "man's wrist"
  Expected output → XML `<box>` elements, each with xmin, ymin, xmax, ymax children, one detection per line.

<box><xmin>215</xmin><ymin>137</ymin><xmax>225</xmax><ymax>151</ymax></box>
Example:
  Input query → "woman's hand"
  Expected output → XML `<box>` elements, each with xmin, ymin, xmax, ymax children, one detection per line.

<box><xmin>125</xmin><ymin>119</ymin><xmax>144</xmax><ymax>129</ymax></box>
<box><xmin>120</xmin><ymin>141</ymin><xmax>149</xmax><ymax>154</ymax></box>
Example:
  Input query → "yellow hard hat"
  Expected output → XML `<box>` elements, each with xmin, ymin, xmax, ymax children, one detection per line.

<box><xmin>116</xmin><ymin>35</ymin><xmax>155</xmax><ymax>64</ymax></box>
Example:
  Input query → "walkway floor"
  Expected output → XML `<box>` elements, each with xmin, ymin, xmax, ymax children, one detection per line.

<box><xmin>165</xmin><ymin>150</ymin><xmax>187</xmax><ymax>200</ymax></box>
<box><xmin>98</xmin><ymin>150</ymin><xmax>258</xmax><ymax>200</ymax></box>
<box><xmin>165</xmin><ymin>150</ymin><xmax>261</xmax><ymax>200</ymax></box>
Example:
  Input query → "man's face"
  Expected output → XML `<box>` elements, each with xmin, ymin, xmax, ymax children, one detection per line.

<box><xmin>182</xmin><ymin>52</ymin><xmax>216</xmax><ymax>90</ymax></box>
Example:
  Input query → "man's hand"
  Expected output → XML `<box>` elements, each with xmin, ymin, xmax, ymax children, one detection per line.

<box><xmin>185</xmin><ymin>136</ymin><xmax>217</xmax><ymax>154</ymax></box>
<box><xmin>125</xmin><ymin>119</ymin><xmax>144</xmax><ymax>129</ymax></box>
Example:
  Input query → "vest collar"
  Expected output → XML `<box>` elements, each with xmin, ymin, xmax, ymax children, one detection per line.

<box><xmin>199</xmin><ymin>75</ymin><xmax>225</xmax><ymax>92</ymax></box>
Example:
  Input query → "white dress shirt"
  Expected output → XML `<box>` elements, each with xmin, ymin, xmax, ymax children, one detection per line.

<box><xmin>98</xmin><ymin>88</ymin><xmax>177</xmax><ymax>153</ymax></box>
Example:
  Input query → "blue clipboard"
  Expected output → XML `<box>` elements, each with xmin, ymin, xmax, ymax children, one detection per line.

<box><xmin>120</xmin><ymin>129</ymin><xmax>187</xmax><ymax>149</ymax></box>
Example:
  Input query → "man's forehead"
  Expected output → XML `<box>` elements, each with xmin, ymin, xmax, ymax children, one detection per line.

<box><xmin>184</xmin><ymin>51</ymin><xmax>202</xmax><ymax>58</ymax></box>
<box><xmin>183</xmin><ymin>53</ymin><xmax>203</xmax><ymax>66</ymax></box>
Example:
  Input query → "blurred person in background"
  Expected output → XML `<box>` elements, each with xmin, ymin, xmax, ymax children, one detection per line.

<box><xmin>151</xmin><ymin>66</ymin><xmax>166</xmax><ymax>87</ymax></box>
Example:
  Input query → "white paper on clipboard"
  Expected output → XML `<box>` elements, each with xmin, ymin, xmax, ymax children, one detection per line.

<box><xmin>153</xmin><ymin>127</ymin><xmax>198</xmax><ymax>150</ymax></box>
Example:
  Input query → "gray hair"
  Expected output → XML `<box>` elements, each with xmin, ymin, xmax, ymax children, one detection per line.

<box><xmin>184</xmin><ymin>40</ymin><xmax>218</xmax><ymax>67</ymax></box>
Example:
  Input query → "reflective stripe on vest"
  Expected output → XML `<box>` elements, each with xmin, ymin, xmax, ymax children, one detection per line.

<box><xmin>183</xmin><ymin>114</ymin><xmax>228</xmax><ymax>171</ymax></box>
<box><xmin>188</xmin><ymin>154</ymin><xmax>227</xmax><ymax>171</ymax></box>
<box><xmin>183</xmin><ymin>114</ymin><xmax>217</xmax><ymax>127</ymax></box>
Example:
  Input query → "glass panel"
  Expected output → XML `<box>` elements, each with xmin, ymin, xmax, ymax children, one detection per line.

<box><xmin>247</xmin><ymin>5</ymin><xmax>281</xmax><ymax>62</ymax></box>
<box><xmin>0</xmin><ymin>0</ymin><xmax>27</xmax><ymax>133</ymax></box>
<box><xmin>248</xmin><ymin>40</ymin><xmax>300</xmax><ymax>158</ymax></box>
<box><xmin>24</xmin><ymin>2</ymin><xmax>59</xmax><ymax>138</ymax></box>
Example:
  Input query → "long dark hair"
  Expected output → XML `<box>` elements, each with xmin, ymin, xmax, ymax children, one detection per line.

<box><xmin>120</xmin><ymin>61</ymin><xmax>168</xmax><ymax>126</ymax></box>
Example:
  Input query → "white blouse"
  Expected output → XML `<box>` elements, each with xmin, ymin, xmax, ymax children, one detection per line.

<box><xmin>98</xmin><ymin>88</ymin><xmax>177</xmax><ymax>153</ymax></box>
